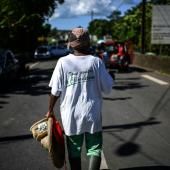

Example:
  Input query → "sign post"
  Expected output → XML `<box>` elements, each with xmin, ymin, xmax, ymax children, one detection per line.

<box><xmin>151</xmin><ymin>5</ymin><xmax>170</xmax><ymax>45</ymax></box>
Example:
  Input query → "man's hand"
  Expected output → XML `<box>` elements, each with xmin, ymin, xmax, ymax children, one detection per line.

<box><xmin>45</xmin><ymin>111</ymin><xmax>54</xmax><ymax>118</ymax></box>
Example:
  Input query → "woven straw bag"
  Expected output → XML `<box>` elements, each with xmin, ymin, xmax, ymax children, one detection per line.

<box><xmin>30</xmin><ymin>116</ymin><xmax>65</xmax><ymax>168</ymax></box>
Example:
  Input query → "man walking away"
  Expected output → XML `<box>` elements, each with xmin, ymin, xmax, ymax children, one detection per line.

<box><xmin>47</xmin><ymin>27</ymin><xmax>114</xmax><ymax>170</ymax></box>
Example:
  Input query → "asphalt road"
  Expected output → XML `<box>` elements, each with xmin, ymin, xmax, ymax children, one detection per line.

<box><xmin>0</xmin><ymin>59</ymin><xmax>170</xmax><ymax>170</ymax></box>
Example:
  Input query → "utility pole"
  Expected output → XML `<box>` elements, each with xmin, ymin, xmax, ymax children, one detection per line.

<box><xmin>141</xmin><ymin>0</ymin><xmax>146</xmax><ymax>54</ymax></box>
<box><xmin>91</xmin><ymin>10</ymin><xmax>94</xmax><ymax>21</ymax></box>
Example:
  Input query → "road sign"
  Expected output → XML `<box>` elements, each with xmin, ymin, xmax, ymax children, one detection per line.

<box><xmin>151</xmin><ymin>5</ymin><xmax>170</xmax><ymax>44</ymax></box>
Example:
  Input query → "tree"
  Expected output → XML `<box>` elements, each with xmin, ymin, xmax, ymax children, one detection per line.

<box><xmin>107</xmin><ymin>10</ymin><xmax>122</xmax><ymax>21</ymax></box>
<box><xmin>0</xmin><ymin>0</ymin><xmax>64</xmax><ymax>53</ymax></box>
<box><xmin>111</xmin><ymin>6</ymin><xmax>142</xmax><ymax>44</ymax></box>
<box><xmin>88</xmin><ymin>19</ymin><xmax>111</xmax><ymax>39</ymax></box>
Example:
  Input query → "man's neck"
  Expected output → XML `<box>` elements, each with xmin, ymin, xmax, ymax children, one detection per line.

<box><xmin>74</xmin><ymin>51</ymin><xmax>88</xmax><ymax>56</ymax></box>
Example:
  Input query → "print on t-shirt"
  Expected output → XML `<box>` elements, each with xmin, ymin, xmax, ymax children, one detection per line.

<box><xmin>66</xmin><ymin>70</ymin><xmax>95</xmax><ymax>87</ymax></box>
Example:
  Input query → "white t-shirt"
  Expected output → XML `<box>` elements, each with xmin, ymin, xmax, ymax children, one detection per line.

<box><xmin>49</xmin><ymin>54</ymin><xmax>113</xmax><ymax>136</ymax></box>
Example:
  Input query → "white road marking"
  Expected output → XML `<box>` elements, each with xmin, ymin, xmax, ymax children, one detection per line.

<box><xmin>29</xmin><ymin>62</ymin><xmax>39</xmax><ymax>69</ymax></box>
<box><xmin>100</xmin><ymin>151</ymin><xmax>109</xmax><ymax>169</ymax></box>
<box><xmin>141</xmin><ymin>74</ymin><xmax>169</xmax><ymax>85</ymax></box>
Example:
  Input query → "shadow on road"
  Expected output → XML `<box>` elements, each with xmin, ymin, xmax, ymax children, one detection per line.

<box><xmin>115</xmin><ymin>141</ymin><xmax>140</xmax><ymax>156</ymax></box>
<box><xmin>113</xmin><ymin>82</ymin><xmax>148</xmax><ymax>90</ymax></box>
<box><xmin>109</xmin><ymin>65</ymin><xmax>149</xmax><ymax>74</ymax></box>
<box><xmin>103</xmin><ymin>97</ymin><xmax>132</xmax><ymax>101</ymax></box>
<box><xmin>0</xmin><ymin>101</ymin><xmax>9</xmax><ymax>108</ymax></box>
<box><xmin>128</xmin><ymin>66</ymin><xmax>149</xmax><ymax>73</ymax></box>
<box><xmin>119</xmin><ymin>166</ymin><xmax>170</xmax><ymax>170</ymax></box>
<box><xmin>0</xmin><ymin>134</ymin><xmax>32</xmax><ymax>144</ymax></box>
<box><xmin>0</xmin><ymin>67</ymin><xmax>53</xmax><ymax>95</ymax></box>
<box><xmin>103</xmin><ymin>85</ymin><xmax>170</xmax><ymax>166</ymax></box>
<box><xmin>102</xmin><ymin>119</ymin><xmax>160</xmax><ymax>131</ymax></box>
<box><xmin>103</xmin><ymin>118</ymin><xmax>161</xmax><ymax>158</ymax></box>
<box><xmin>0</xmin><ymin>67</ymin><xmax>54</xmax><ymax>109</ymax></box>
<box><xmin>109</xmin><ymin>66</ymin><xmax>150</xmax><ymax>91</ymax></box>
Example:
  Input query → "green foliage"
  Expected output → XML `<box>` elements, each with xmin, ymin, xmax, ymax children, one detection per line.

<box><xmin>0</xmin><ymin>0</ymin><xmax>63</xmax><ymax>53</ymax></box>
<box><xmin>88</xmin><ymin>1</ymin><xmax>170</xmax><ymax>56</ymax></box>
<box><xmin>88</xmin><ymin>19</ymin><xmax>111</xmax><ymax>39</ymax></box>
<box><xmin>107</xmin><ymin>10</ymin><xmax>122</xmax><ymax>20</ymax></box>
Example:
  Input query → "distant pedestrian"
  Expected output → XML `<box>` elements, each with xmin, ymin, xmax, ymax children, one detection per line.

<box><xmin>46</xmin><ymin>27</ymin><xmax>113</xmax><ymax>170</ymax></box>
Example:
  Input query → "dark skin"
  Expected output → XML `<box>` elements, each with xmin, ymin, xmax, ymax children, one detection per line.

<box><xmin>74</xmin><ymin>51</ymin><xmax>85</xmax><ymax>56</ymax></box>
<box><xmin>46</xmin><ymin>94</ymin><xmax>59</xmax><ymax>117</ymax></box>
<box><xmin>71</xmin><ymin>44</ymin><xmax>91</xmax><ymax>56</ymax></box>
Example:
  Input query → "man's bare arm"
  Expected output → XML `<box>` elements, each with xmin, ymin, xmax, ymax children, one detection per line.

<box><xmin>46</xmin><ymin>94</ymin><xmax>60</xmax><ymax>117</ymax></box>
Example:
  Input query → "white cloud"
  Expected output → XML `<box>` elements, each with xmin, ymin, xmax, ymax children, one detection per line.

<box><xmin>51</xmin><ymin>0</ymin><xmax>116</xmax><ymax>19</ymax></box>
<box><xmin>50</xmin><ymin>0</ymin><xmax>138</xmax><ymax>20</ymax></box>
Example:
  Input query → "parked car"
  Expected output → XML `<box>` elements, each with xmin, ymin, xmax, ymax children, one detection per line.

<box><xmin>0</xmin><ymin>49</ymin><xmax>20</xmax><ymax>81</ymax></box>
<box><xmin>49</xmin><ymin>45</ymin><xmax>70</xmax><ymax>58</ymax></box>
<box><xmin>34</xmin><ymin>45</ymin><xmax>70</xmax><ymax>60</ymax></box>
<box><xmin>34</xmin><ymin>45</ymin><xmax>51</xmax><ymax>60</ymax></box>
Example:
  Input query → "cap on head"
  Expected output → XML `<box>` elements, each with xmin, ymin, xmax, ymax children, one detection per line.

<box><xmin>68</xmin><ymin>27</ymin><xmax>90</xmax><ymax>50</ymax></box>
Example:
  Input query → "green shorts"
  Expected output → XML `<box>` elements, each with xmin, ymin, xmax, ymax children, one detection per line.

<box><xmin>66</xmin><ymin>132</ymin><xmax>102</xmax><ymax>158</ymax></box>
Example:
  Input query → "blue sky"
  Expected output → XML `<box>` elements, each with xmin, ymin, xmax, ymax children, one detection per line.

<box><xmin>48</xmin><ymin>0</ymin><xmax>141</xmax><ymax>30</ymax></box>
